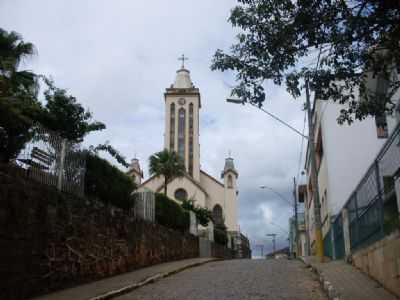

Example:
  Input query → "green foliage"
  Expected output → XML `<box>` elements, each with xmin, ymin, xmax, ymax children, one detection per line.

<box><xmin>214</xmin><ymin>223</ymin><xmax>228</xmax><ymax>246</ymax></box>
<box><xmin>0</xmin><ymin>28</ymin><xmax>107</xmax><ymax>162</ymax></box>
<box><xmin>39</xmin><ymin>77</ymin><xmax>105</xmax><ymax>142</ymax></box>
<box><xmin>181</xmin><ymin>198</ymin><xmax>212</xmax><ymax>227</ymax></box>
<box><xmin>85</xmin><ymin>153</ymin><xmax>136</xmax><ymax>210</ymax></box>
<box><xmin>0</xmin><ymin>28</ymin><xmax>40</xmax><ymax>162</ymax></box>
<box><xmin>90</xmin><ymin>141</ymin><xmax>129</xmax><ymax>168</ymax></box>
<box><xmin>0</xmin><ymin>97</ymin><xmax>41</xmax><ymax>162</ymax></box>
<box><xmin>0</xmin><ymin>28</ymin><xmax>37</xmax><ymax>98</ymax></box>
<box><xmin>155</xmin><ymin>193</ymin><xmax>190</xmax><ymax>232</ymax></box>
<box><xmin>211</xmin><ymin>0</ymin><xmax>400</xmax><ymax>123</ymax></box>
<box><xmin>149</xmin><ymin>149</ymin><xmax>185</xmax><ymax>195</ymax></box>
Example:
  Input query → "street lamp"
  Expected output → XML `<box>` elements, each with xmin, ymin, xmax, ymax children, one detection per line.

<box><xmin>227</xmin><ymin>98</ymin><xmax>309</xmax><ymax>140</ymax></box>
<box><xmin>260</xmin><ymin>184</ymin><xmax>298</xmax><ymax>257</ymax></box>
<box><xmin>260</xmin><ymin>185</ymin><xmax>293</xmax><ymax>207</ymax></box>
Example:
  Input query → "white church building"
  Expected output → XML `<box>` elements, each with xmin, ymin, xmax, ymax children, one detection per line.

<box><xmin>127</xmin><ymin>62</ymin><xmax>239</xmax><ymax>234</ymax></box>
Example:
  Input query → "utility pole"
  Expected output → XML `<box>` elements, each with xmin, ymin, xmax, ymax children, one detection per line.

<box><xmin>266</xmin><ymin>234</ymin><xmax>277</xmax><ymax>253</ymax></box>
<box><xmin>256</xmin><ymin>244</ymin><xmax>264</xmax><ymax>257</ymax></box>
<box><xmin>305</xmin><ymin>79</ymin><xmax>324</xmax><ymax>261</ymax></box>
<box><xmin>293</xmin><ymin>177</ymin><xmax>298</xmax><ymax>258</ymax></box>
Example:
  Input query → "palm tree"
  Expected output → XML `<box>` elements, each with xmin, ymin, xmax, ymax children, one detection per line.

<box><xmin>0</xmin><ymin>28</ymin><xmax>37</xmax><ymax>98</ymax></box>
<box><xmin>149</xmin><ymin>149</ymin><xmax>185</xmax><ymax>195</ymax></box>
<box><xmin>0</xmin><ymin>28</ymin><xmax>39</xmax><ymax>162</ymax></box>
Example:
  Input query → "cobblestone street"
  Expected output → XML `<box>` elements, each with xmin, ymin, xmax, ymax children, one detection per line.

<box><xmin>115</xmin><ymin>259</ymin><xmax>327</xmax><ymax>300</ymax></box>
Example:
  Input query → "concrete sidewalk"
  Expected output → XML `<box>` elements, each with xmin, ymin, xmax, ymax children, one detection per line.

<box><xmin>30</xmin><ymin>257</ymin><xmax>217</xmax><ymax>300</ymax></box>
<box><xmin>301</xmin><ymin>256</ymin><xmax>398</xmax><ymax>300</ymax></box>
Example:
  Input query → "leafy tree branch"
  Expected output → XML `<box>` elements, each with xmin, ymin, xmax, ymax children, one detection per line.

<box><xmin>211</xmin><ymin>0</ymin><xmax>400</xmax><ymax>123</ymax></box>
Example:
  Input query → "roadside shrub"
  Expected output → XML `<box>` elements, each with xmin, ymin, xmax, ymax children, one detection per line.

<box><xmin>214</xmin><ymin>223</ymin><xmax>228</xmax><ymax>246</ymax></box>
<box><xmin>85</xmin><ymin>153</ymin><xmax>136</xmax><ymax>210</ymax></box>
<box><xmin>155</xmin><ymin>193</ymin><xmax>190</xmax><ymax>232</ymax></box>
<box><xmin>181</xmin><ymin>198</ymin><xmax>212</xmax><ymax>227</ymax></box>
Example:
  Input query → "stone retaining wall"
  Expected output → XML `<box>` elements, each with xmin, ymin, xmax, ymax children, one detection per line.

<box><xmin>0</xmin><ymin>166</ymin><xmax>199</xmax><ymax>300</ymax></box>
<box><xmin>211</xmin><ymin>242</ymin><xmax>234</xmax><ymax>259</ymax></box>
<box><xmin>352</xmin><ymin>229</ymin><xmax>400</xmax><ymax>297</ymax></box>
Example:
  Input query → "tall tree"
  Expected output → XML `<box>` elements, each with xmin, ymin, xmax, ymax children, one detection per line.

<box><xmin>0</xmin><ymin>28</ymin><xmax>40</xmax><ymax>162</ymax></box>
<box><xmin>211</xmin><ymin>0</ymin><xmax>400</xmax><ymax>124</ymax></box>
<box><xmin>0</xmin><ymin>28</ymin><xmax>37</xmax><ymax>97</ymax></box>
<box><xmin>149</xmin><ymin>149</ymin><xmax>185</xmax><ymax>195</ymax></box>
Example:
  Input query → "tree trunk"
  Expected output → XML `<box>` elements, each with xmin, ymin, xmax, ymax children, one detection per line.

<box><xmin>164</xmin><ymin>176</ymin><xmax>168</xmax><ymax>195</ymax></box>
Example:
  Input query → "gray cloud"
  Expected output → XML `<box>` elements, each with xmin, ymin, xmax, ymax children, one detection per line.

<box><xmin>1</xmin><ymin>0</ymin><xmax>307</xmax><ymax>257</ymax></box>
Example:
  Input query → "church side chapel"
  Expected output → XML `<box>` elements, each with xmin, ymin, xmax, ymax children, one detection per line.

<box><xmin>127</xmin><ymin>56</ymin><xmax>240</xmax><ymax>242</ymax></box>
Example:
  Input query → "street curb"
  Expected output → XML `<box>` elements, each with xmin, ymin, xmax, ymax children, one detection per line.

<box><xmin>299</xmin><ymin>257</ymin><xmax>340</xmax><ymax>300</ymax></box>
<box><xmin>88</xmin><ymin>259</ymin><xmax>218</xmax><ymax>300</ymax></box>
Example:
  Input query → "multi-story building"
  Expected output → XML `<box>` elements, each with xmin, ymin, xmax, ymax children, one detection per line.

<box><xmin>304</xmin><ymin>64</ymin><xmax>400</xmax><ymax>256</ymax></box>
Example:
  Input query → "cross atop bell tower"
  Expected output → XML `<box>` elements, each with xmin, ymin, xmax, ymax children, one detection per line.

<box><xmin>178</xmin><ymin>54</ymin><xmax>189</xmax><ymax>69</ymax></box>
<box><xmin>164</xmin><ymin>62</ymin><xmax>201</xmax><ymax>181</ymax></box>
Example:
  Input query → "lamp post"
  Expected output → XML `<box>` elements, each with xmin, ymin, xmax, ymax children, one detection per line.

<box><xmin>228</xmin><ymin>93</ymin><xmax>324</xmax><ymax>261</ymax></box>
<box><xmin>260</xmin><ymin>185</ymin><xmax>293</xmax><ymax>207</ymax></box>
<box><xmin>255</xmin><ymin>244</ymin><xmax>264</xmax><ymax>257</ymax></box>
<box><xmin>260</xmin><ymin>184</ymin><xmax>298</xmax><ymax>257</ymax></box>
<box><xmin>227</xmin><ymin>98</ymin><xmax>309</xmax><ymax>140</ymax></box>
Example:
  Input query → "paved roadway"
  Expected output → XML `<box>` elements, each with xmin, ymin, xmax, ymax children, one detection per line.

<box><xmin>115</xmin><ymin>259</ymin><xmax>328</xmax><ymax>300</ymax></box>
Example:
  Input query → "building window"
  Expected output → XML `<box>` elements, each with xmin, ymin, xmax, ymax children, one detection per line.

<box><xmin>189</xmin><ymin>103</ymin><xmax>194</xmax><ymax>176</ymax></box>
<box><xmin>227</xmin><ymin>174</ymin><xmax>233</xmax><ymax>188</ymax></box>
<box><xmin>178</xmin><ymin>107</ymin><xmax>186</xmax><ymax>161</ymax></box>
<box><xmin>316</xmin><ymin>128</ymin><xmax>323</xmax><ymax>171</ymax></box>
<box><xmin>375</xmin><ymin>75</ymin><xmax>389</xmax><ymax>138</ymax></box>
<box><xmin>212</xmin><ymin>204</ymin><xmax>224</xmax><ymax>226</ymax></box>
<box><xmin>321</xmin><ymin>189</ymin><xmax>328</xmax><ymax>224</ymax></box>
<box><xmin>174</xmin><ymin>188</ymin><xmax>188</xmax><ymax>201</ymax></box>
<box><xmin>375</xmin><ymin>115</ymin><xmax>388</xmax><ymax>138</ymax></box>
<box><xmin>170</xmin><ymin>103</ymin><xmax>175</xmax><ymax>150</ymax></box>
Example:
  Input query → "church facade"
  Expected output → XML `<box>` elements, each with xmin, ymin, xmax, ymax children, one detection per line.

<box><xmin>128</xmin><ymin>64</ymin><xmax>239</xmax><ymax>233</ymax></box>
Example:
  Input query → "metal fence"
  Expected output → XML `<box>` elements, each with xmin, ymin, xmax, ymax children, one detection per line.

<box><xmin>332</xmin><ymin>214</ymin><xmax>345</xmax><ymax>259</ymax></box>
<box><xmin>338</xmin><ymin>122</ymin><xmax>400</xmax><ymax>252</ymax></box>
<box><xmin>323</xmin><ymin>228</ymin><xmax>333</xmax><ymax>258</ymax></box>
<box><xmin>132</xmin><ymin>190</ymin><xmax>155</xmax><ymax>222</ymax></box>
<box><xmin>16</xmin><ymin>126</ymin><xmax>86</xmax><ymax>196</ymax></box>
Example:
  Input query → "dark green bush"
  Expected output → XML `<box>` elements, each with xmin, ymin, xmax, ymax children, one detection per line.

<box><xmin>214</xmin><ymin>223</ymin><xmax>228</xmax><ymax>246</ymax></box>
<box><xmin>181</xmin><ymin>199</ymin><xmax>212</xmax><ymax>227</ymax></box>
<box><xmin>155</xmin><ymin>193</ymin><xmax>190</xmax><ymax>232</ymax></box>
<box><xmin>85</xmin><ymin>153</ymin><xmax>136</xmax><ymax>210</ymax></box>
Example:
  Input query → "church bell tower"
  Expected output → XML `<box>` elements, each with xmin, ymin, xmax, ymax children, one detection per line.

<box><xmin>164</xmin><ymin>56</ymin><xmax>201</xmax><ymax>181</ymax></box>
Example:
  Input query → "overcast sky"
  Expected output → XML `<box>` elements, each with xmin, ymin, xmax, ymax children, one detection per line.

<box><xmin>1</xmin><ymin>0</ymin><xmax>308</xmax><ymax>256</ymax></box>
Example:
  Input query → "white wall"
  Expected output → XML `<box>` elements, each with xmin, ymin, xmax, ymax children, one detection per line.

<box><xmin>137</xmin><ymin>175</ymin><xmax>207</xmax><ymax>207</ymax></box>
<box><xmin>318</xmin><ymin>101</ymin><xmax>397</xmax><ymax>216</ymax></box>
<box><xmin>200</xmin><ymin>171</ymin><xmax>239</xmax><ymax>232</ymax></box>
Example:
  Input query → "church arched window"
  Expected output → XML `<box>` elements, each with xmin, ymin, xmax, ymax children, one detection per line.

<box><xmin>174</xmin><ymin>188</ymin><xmax>188</xmax><ymax>201</ymax></box>
<box><xmin>178</xmin><ymin>108</ymin><xmax>186</xmax><ymax>160</ymax></box>
<box><xmin>227</xmin><ymin>174</ymin><xmax>233</xmax><ymax>189</ymax></box>
<box><xmin>212</xmin><ymin>204</ymin><xmax>224</xmax><ymax>226</ymax></box>
<box><xmin>170</xmin><ymin>103</ymin><xmax>175</xmax><ymax>150</ymax></box>
<box><xmin>189</xmin><ymin>103</ymin><xmax>194</xmax><ymax>176</ymax></box>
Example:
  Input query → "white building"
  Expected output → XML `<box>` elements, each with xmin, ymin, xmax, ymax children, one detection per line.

<box><xmin>128</xmin><ymin>64</ymin><xmax>239</xmax><ymax>234</ymax></box>
<box><xmin>304</xmin><ymin>69</ymin><xmax>400</xmax><ymax>253</ymax></box>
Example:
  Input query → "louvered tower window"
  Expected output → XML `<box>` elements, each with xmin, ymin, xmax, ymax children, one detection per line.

<box><xmin>170</xmin><ymin>103</ymin><xmax>175</xmax><ymax>150</ymax></box>
<box><xmin>178</xmin><ymin>108</ymin><xmax>186</xmax><ymax>161</ymax></box>
<box><xmin>189</xmin><ymin>103</ymin><xmax>194</xmax><ymax>176</ymax></box>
